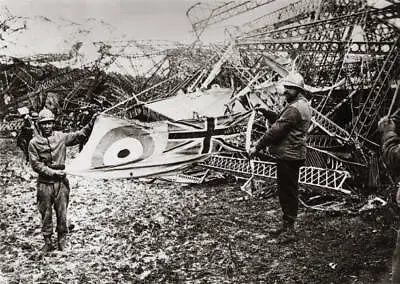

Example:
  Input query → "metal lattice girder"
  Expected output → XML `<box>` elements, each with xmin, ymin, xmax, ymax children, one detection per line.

<box><xmin>339</xmin><ymin>61</ymin><xmax>383</xmax><ymax>89</ymax></box>
<box><xmin>16</xmin><ymin>67</ymin><xmax>35</xmax><ymax>87</ymax></box>
<box><xmin>0</xmin><ymin>119</ymin><xmax>23</xmax><ymax>132</ymax></box>
<box><xmin>103</xmin><ymin>75</ymin><xmax>179</xmax><ymax>118</ymax></box>
<box><xmin>200</xmin><ymin>154</ymin><xmax>351</xmax><ymax>192</ymax></box>
<box><xmin>351</xmin><ymin>37</ymin><xmax>400</xmax><ymax>138</ymax></box>
<box><xmin>107</xmin><ymin>73</ymin><xmax>136</xmax><ymax>93</ymax></box>
<box><xmin>242</xmin><ymin>0</ymin><xmax>322</xmax><ymax>36</ymax></box>
<box><xmin>201</xmin><ymin>154</ymin><xmax>277</xmax><ymax>179</ymax></box>
<box><xmin>242</xmin><ymin>0</ymin><xmax>371</xmax><ymax>37</ymax></box>
<box><xmin>227</xmin><ymin>61</ymin><xmax>273</xmax><ymax>91</ymax></box>
<box><xmin>324</xmin><ymin>90</ymin><xmax>357</xmax><ymax>118</ymax></box>
<box><xmin>236</xmin><ymin>40</ymin><xmax>395</xmax><ymax>56</ymax></box>
<box><xmin>310</xmin><ymin>107</ymin><xmax>352</xmax><ymax>142</ymax></box>
<box><xmin>9</xmin><ymin>69</ymin><xmax>90</xmax><ymax>108</ymax></box>
<box><xmin>299</xmin><ymin>166</ymin><xmax>351</xmax><ymax>193</ymax></box>
<box><xmin>175</xmin><ymin>173</ymin><xmax>205</xmax><ymax>184</ymax></box>
<box><xmin>63</xmin><ymin>99</ymin><xmax>95</xmax><ymax>109</ymax></box>
<box><xmin>363</xmin><ymin>5</ymin><xmax>400</xmax><ymax>43</ymax></box>
<box><xmin>26</xmin><ymin>53</ymin><xmax>75</xmax><ymax>64</ymax></box>
<box><xmin>307</xmin><ymin>134</ymin><xmax>343</xmax><ymax>149</ymax></box>
<box><xmin>63</xmin><ymin>78</ymin><xmax>97</xmax><ymax>110</ymax></box>
<box><xmin>37</xmin><ymin>69</ymin><xmax>91</xmax><ymax>92</ymax></box>
<box><xmin>318</xmin><ymin>0</ymin><xmax>366</xmax><ymax>16</ymax></box>
<box><xmin>239</xmin><ymin>10</ymin><xmax>368</xmax><ymax>41</ymax></box>
<box><xmin>200</xmin><ymin>44</ymin><xmax>235</xmax><ymax>90</ymax></box>
<box><xmin>188</xmin><ymin>0</ymin><xmax>276</xmax><ymax>36</ymax></box>
<box><xmin>226</xmin><ymin>65</ymin><xmax>258</xmax><ymax>84</ymax></box>
<box><xmin>239</xmin><ymin>6</ymin><xmax>399</xmax><ymax>41</ymax></box>
<box><xmin>371</xmin><ymin>3</ymin><xmax>400</xmax><ymax>21</ymax></box>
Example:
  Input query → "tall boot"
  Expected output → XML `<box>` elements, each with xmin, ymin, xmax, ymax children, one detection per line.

<box><xmin>42</xmin><ymin>235</ymin><xmax>54</xmax><ymax>252</ymax></box>
<box><xmin>57</xmin><ymin>233</ymin><xmax>67</xmax><ymax>251</ymax></box>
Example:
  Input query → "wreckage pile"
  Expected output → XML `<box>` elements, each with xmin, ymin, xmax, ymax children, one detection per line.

<box><xmin>0</xmin><ymin>0</ymin><xmax>400</xmax><ymax>204</ymax></box>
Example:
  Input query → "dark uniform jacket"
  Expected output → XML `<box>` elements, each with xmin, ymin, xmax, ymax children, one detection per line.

<box><xmin>255</xmin><ymin>94</ymin><xmax>312</xmax><ymax>160</ymax></box>
<box><xmin>17</xmin><ymin>119</ymin><xmax>35</xmax><ymax>159</ymax></box>
<box><xmin>382</xmin><ymin>129</ymin><xmax>400</xmax><ymax>181</ymax></box>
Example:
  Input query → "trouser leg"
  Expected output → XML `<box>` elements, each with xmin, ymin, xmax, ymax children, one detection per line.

<box><xmin>392</xmin><ymin>229</ymin><xmax>400</xmax><ymax>283</ymax></box>
<box><xmin>54</xmin><ymin>179</ymin><xmax>70</xmax><ymax>235</ymax></box>
<box><xmin>23</xmin><ymin>142</ymin><xmax>29</xmax><ymax>162</ymax></box>
<box><xmin>37</xmin><ymin>183</ymin><xmax>54</xmax><ymax>236</ymax></box>
<box><xmin>276</xmin><ymin>159</ymin><xmax>304</xmax><ymax>224</ymax></box>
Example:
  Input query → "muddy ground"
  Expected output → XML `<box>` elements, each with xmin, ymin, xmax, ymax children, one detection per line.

<box><xmin>0</xmin><ymin>137</ymin><xmax>399</xmax><ymax>283</ymax></box>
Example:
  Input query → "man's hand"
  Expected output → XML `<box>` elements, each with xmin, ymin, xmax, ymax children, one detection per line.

<box><xmin>378</xmin><ymin>115</ymin><xmax>396</xmax><ymax>133</ymax></box>
<box><xmin>54</xmin><ymin>170</ymin><xmax>66</xmax><ymax>178</ymax></box>
<box><xmin>248</xmin><ymin>146</ymin><xmax>257</xmax><ymax>158</ymax></box>
<box><xmin>255</xmin><ymin>107</ymin><xmax>277</xmax><ymax>122</ymax></box>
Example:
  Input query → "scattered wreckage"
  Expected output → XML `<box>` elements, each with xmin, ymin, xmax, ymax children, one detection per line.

<box><xmin>1</xmin><ymin>0</ymin><xmax>400</xmax><ymax>212</ymax></box>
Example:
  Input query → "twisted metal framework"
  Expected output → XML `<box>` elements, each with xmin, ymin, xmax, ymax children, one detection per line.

<box><xmin>0</xmin><ymin>118</ymin><xmax>23</xmax><ymax>132</ymax></box>
<box><xmin>2</xmin><ymin>0</ymin><xmax>400</xmax><ymax>193</ymax></box>
<box><xmin>240</xmin><ymin>0</ymin><xmax>323</xmax><ymax>36</ymax></box>
<box><xmin>187</xmin><ymin>0</ymin><xmax>276</xmax><ymax>40</ymax></box>
<box><xmin>236</xmin><ymin>2</ymin><xmax>400</xmax><ymax>139</ymax></box>
<box><xmin>185</xmin><ymin>0</ymin><xmax>400</xmax><ymax>191</ymax></box>
<box><xmin>350</xmin><ymin>37</ymin><xmax>400</xmax><ymax>138</ymax></box>
<box><xmin>311</xmin><ymin>107</ymin><xmax>352</xmax><ymax>143</ymax></box>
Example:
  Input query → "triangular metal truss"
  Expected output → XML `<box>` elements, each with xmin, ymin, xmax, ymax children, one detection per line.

<box><xmin>200</xmin><ymin>154</ymin><xmax>350</xmax><ymax>193</ymax></box>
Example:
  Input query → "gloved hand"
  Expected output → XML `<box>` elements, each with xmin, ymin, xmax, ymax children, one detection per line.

<box><xmin>255</xmin><ymin>107</ymin><xmax>277</xmax><ymax>122</ymax></box>
<box><xmin>54</xmin><ymin>170</ymin><xmax>66</xmax><ymax>178</ymax></box>
<box><xmin>378</xmin><ymin>116</ymin><xmax>396</xmax><ymax>133</ymax></box>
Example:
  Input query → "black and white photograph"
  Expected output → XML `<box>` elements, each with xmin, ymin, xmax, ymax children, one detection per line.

<box><xmin>1</xmin><ymin>0</ymin><xmax>400</xmax><ymax>283</ymax></box>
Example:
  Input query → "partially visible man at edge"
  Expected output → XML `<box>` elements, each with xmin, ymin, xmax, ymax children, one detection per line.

<box><xmin>28</xmin><ymin>107</ymin><xmax>97</xmax><ymax>252</ymax></box>
<box><xmin>249</xmin><ymin>72</ymin><xmax>312</xmax><ymax>244</ymax></box>
<box><xmin>378</xmin><ymin>115</ymin><xmax>400</xmax><ymax>283</ymax></box>
<box><xmin>17</xmin><ymin>110</ymin><xmax>38</xmax><ymax>162</ymax></box>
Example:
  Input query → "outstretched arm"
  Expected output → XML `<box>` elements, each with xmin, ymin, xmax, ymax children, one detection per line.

<box><xmin>64</xmin><ymin>113</ymin><xmax>98</xmax><ymax>146</ymax></box>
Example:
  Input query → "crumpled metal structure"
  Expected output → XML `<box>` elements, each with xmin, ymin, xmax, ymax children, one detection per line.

<box><xmin>0</xmin><ymin>0</ymin><xmax>400</xmax><ymax>202</ymax></box>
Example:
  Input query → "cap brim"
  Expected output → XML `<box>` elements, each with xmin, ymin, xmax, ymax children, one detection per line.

<box><xmin>38</xmin><ymin>118</ymin><xmax>55</xmax><ymax>123</ymax></box>
<box><xmin>283</xmin><ymin>83</ymin><xmax>304</xmax><ymax>90</ymax></box>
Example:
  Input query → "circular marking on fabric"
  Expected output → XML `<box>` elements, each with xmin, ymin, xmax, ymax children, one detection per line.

<box><xmin>103</xmin><ymin>137</ymin><xmax>144</xmax><ymax>165</ymax></box>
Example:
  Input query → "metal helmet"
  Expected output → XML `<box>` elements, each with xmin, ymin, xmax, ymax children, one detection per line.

<box><xmin>38</xmin><ymin>108</ymin><xmax>55</xmax><ymax>123</ymax></box>
<box><xmin>281</xmin><ymin>72</ymin><xmax>305</xmax><ymax>90</ymax></box>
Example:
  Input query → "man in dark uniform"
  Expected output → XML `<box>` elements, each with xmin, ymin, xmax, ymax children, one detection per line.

<box><xmin>17</xmin><ymin>111</ymin><xmax>38</xmax><ymax>162</ymax></box>
<box><xmin>378</xmin><ymin>115</ymin><xmax>400</xmax><ymax>283</ymax></box>
<box><xmin>28</xmin><ymin>108</ymin><xmax>96</xmax><ymax>252</ymax></box>
<box><xmin>249</xmin><ymin>72</ymin><xmax>312</xmax><ymax>244</ymax></box>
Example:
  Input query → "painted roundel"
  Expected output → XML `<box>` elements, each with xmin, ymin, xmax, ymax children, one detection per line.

<box><xmin>91</xmin><ymin>126</ymin><xmax>155</xmax><ymax>167</ymax></box>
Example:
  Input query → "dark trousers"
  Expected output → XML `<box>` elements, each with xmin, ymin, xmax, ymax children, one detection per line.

<box><xmin>393</xmin><ymin>230</ymin><xmax>400</xmax><ymax>283</ymax></box>
<box><xmin>37</xmin><ymin>180</ymin><xmax>70</xmax><ymax>236</ymax></box>
<box><xmin>276</xmin><ymin>159</ymin><xmax>304</xmax><ymax>224</ymax></box>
